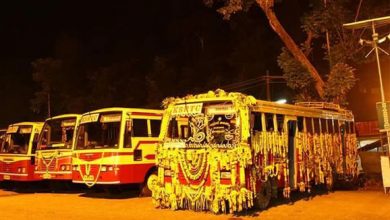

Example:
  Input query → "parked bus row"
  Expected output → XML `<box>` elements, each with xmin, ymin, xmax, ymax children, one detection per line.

<box><xmin>0</xmin><ymin>108</ymin><xmax>163</xmax><ymax>194</ymax></box>
<box><xmin>0</xmin><ymin>89</ymin><xmax>358</xmax><ymax>213</ymax></box>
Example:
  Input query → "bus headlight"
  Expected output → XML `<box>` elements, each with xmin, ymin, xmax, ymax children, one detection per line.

<box><xmin>72</xmin><ymin>165</ymin><xmax>78</xmax><ymax>171</ymax></box>
<box><xmin>17</xmin><ymin>167</ymin><xmax>26</xmax><ymax>173</ymax></box>
<box><xmin>101</xmin><ymin>165</ymin><xmax>114</xmax><ymax>172</ymax></box>
<box><xmin>220</xmin><ymin>171</ymin><xmax>231</xmax><ymax>179</ymax></box>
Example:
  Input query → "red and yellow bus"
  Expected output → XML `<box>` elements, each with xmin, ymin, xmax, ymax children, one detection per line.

<box><xmin>0</xmin><ymin>129</ymin><xmax>6</xmax><ymax>151</ymax></box>
<box><xmin>34</xmin><ymin>114</ymin><xmax>81</xmax><ymax>181</ymax></box>
<box><xmin>0</xmin><ymin>122</ymin><xmax>43</xmax><ymax>181</ymax></box>
<box><xmin>72</xmin><ymin>107</ymin><xmax>163</xmax><ymax>192</ymax></box>
<box><xmin>151</xmin><ymin>90</ymin><xmax>358</xmax><ymax>213</ymax></box>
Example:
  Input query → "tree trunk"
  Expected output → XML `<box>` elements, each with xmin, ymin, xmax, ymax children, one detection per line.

<box><xmin>256</xmin><ymin>0</ymin><xmax>325</xmax><ymax>98</ymax></box>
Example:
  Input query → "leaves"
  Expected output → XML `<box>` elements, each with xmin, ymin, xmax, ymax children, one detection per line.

<box><xmin>277</xmin><ymin>47</ymin><xmax>317</xmax><ymax>101</ymax></box>
<box><xmin>324</xmin><ymin>62</ymin><xmax>357</xmax><ymax>105</ymax></box>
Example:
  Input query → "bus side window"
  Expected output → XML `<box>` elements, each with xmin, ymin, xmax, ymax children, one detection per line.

<box><xmin>297</xmin><ymin>116</ymin><xmax>304</xmax><ymax>132</ymax></box>
<box><xmin>251</xmin><ymin>112</ymin><xmax>263</xmax><ymax>132</ymax></box>
<box><xmin>276</xmin><ymin>114</ymin><xmax>284</xmax><ymax>132</ymax></box>
<box><xmin>132</xmin><ymin>119</ymin><xmax>148</xmax><ymax>137</ymax></box>
<box><xmin>345</xmin><ymin>122</ymin><xmax>350</xmax><ymax>134</ymax></box>
<box><xmin>313</xmin><ymin>118</ymin><xmax>320</xmax><ymax>134</ymax></box>
<box><xmin>124</xmin><ymin>120</ymin><xmax>132</xmax><ymax>148</ymax></box>
<box><xmin>150</xmin><ymin>120</ymin><xmax>161</xmax><ymax>137</ymax></box>
<box><xmin>320</xmin><ymin>119</ymin><xmax>327</xmax><ymax>133</ymax></box>
<box><xmin>350</xmin><ymin>121</ymin><xmax>355</xmax><ymax>133</ymax></box>
<box><xmin>306</xmin><ymin>117</ymin><xmax>313</xmax><ymax>134</ymax></box>
<box><xmin>334</xmin><ymin>120</ymin><xmax>340</xmax><ymax>134</ymax></box>
<box><xmin>327</xmin><ymin>119</ymin><xmax>333</xmax><ymax>134</ymax></box>
<box><xmin>265</xmin><ymin>113</ymin><xmax>274</xmax><ymax>132</ymax></box>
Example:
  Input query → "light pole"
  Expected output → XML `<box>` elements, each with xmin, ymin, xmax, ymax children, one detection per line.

<box><xmin>343</xmin><ymin>16</ymin><xmax>390</xmax><ymax>154</ymax></box>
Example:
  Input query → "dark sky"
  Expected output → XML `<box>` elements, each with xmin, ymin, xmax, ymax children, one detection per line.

<box><xmin>0</xmin><ymin>0</ymin><xmax>387</xmax><ymax>126</ymax></box>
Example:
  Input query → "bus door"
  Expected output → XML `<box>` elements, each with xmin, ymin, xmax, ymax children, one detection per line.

<box><xmin>285</xmin><ymin>116</ymin><xmax>297</xmax><ymax>189</ymax></box>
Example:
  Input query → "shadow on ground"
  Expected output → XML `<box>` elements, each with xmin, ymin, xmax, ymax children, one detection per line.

<box><xmin>0</xmin><ymin>181</ymin><xmax>86</xmax><ymax>194</ymax></box>
<box><xmin>79</xmin><ymin>184</ymin><xmax>142</xmax><ymax>199</ymax></box>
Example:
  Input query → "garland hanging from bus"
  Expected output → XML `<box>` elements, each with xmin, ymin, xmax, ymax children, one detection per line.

<box><xmin>34</xmin><ymin>114</ymin><xmax>81</xmax><ymax>181</ymax></box>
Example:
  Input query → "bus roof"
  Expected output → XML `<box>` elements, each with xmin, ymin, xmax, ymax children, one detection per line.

<box><xmin>46</xmin><ymin>114</ymin><xmax>81</xmax><ymax>121</ymax></box>
<box><xmin>81</xmin><ymin>107</ymin><xmax>163</xmax><ymax>116</ymax></box>
<box><xmin>8</xmin><ymin>122</ymin><xmax>44</xmax><ymax>127</ymax></box>
<box><xmin>164</xmin><ymin>89</ymin><xmax>354</xmax><ymax>121</ymax></box>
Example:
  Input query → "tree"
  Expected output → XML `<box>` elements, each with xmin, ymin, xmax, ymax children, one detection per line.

<box><xmin>277</xmin><ymin>48</ymin><xmax>317</xmax><ymax>101</ymax></box>
<box><xmin>204</xmin><ymin>0</ymin><xmax>326</xmax><ymax>98</ymax></box>
<box><xmin>30</xmin><ymin>58</ymin><xmax>63</xmax><ymax>117</ymax></box>
<box><xmin>324</xmin><ymin>63</ymin><xmax>356</xmax><ymax>105</ymax></box>
<box><xmin>279</xmin><ymin>0</ymin><xmax>388</xmax><ymax>104</ymax></box>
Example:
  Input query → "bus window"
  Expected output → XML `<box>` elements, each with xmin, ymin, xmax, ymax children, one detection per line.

<box><xmin>350</xmin><ymin>121</ymin><xmax>355</xmax><ymax>133</ymax></box>
<box><xmin>345</xmin><ymin>122</ymin><xmax>350</xmax><ymax>134</ymax></box>
<box><xmin>306</xmin><ymin>117</ymin><xmax>313</xmax><ymax>133</ymax></box>
<box><xmin>265</xmin><ymin>113</ymin><xmax>274</xmax><ymax>132</ymax></box>
<box><xmin>276</xmin><ymin>114</ymin><xmax>284</xmax><ymax>132</ymax></box>
<box><xmin>132</xmin><ymin>119</ymin><xmax>148</xmax><ymax>137</ymax></box>
<box><xmin>124</xmin><ymin>120</ymin><xmax>132</xmax><ymax>148</ymax></box>
<box><xmin>150</xmin><ymin>120</ymin><xmax>161</xmax><ymax>137</ymax></box>
<box><xmin>334</xmin><ymin>120</ymin><xmax>340</xmax><ymax>133</ymax></box>
<box><xmin>313</xmin><ymin>118</ymin><xmax>320</xmax><ymax>134</ymax></box>
<box><xmin>297</xmin><ymin>116</ymin><xmax>304</xmax><ymax>132</ymax></box>
<box><xmin>320</xmin><ymin>119</ymin><xmax>327</xmax><ymax>133</ymax></box>
<box><xmin>251</xmin><ymin>112</ymin><xmax>263</xmax><ymax>132</ymax></box>
<box><xmin>327</xmin><ymin>119</ymin><xmax>333</xmax><ymax>133</ymax></box>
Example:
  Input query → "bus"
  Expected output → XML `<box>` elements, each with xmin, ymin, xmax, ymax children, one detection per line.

<box><xmin>34</xmin><ymin>114</ymin><xmax>81</xmax><ymax>181</ymax></box>
<box><xmin>72</xmin><ymin>107</ymin><xmax>163</xmax><ymax>193</ymax></box>
<box><xmin>0</xmin><ymin>129</ymin><xmax>6</xmax><ymax>150</ymax></box>
<box><xmin>0</xmin><ymin>122</ymin><xmax>44</xmax><ymax>181</ymax></box>
<box><xmin>151</xmin><ymin>89</ymin><xmax>358</xmax><ymax>213</ymax></box>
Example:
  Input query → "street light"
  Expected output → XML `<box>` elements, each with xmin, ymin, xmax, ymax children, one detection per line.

<box><xmin>343</xmin><ymin>16</ymin><xmax>390</xmax><ymax>153</ymax></box>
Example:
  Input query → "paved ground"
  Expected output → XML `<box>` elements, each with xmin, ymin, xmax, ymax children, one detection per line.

<box><xmin>0</xmin><ymin>185</ymin><xmax>389</xmax><ymax>220</ymax></box>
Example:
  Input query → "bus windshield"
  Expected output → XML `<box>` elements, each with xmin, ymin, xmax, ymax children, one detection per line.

<box><xmin>166</xmin><ymin>102</ymin><xmax>239</xmax><ymax>148</ymax></box>
<box><xmin>0</xmin><ymin>126</ymin><xmax>32</xmax><ymax>154</ymax></box>
<box><xmin>75</xmin><ymin>113</ymin><xmax>121</xmax><ymax>150</ymax></box>
<box><xmin>38</xmin><ymin>118</ymin><xmax>77</xmax><ymax>150</ymax></box>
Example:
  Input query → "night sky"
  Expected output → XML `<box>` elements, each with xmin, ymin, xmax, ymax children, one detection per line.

<box><xmin>0</xmin><ymin>0</ymin><xmax>388</xmax><ymax>127</ymax></box>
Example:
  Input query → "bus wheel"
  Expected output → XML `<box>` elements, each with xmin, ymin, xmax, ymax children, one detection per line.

<box><xmin>140</xmin><ymin>172</ymin><xmax>158</xmax><ymax>197</ymax></box>
<box><xmin>255</xmin><ymin>180</ymin><xmax>272</xmax><ymax>210</ymax></box>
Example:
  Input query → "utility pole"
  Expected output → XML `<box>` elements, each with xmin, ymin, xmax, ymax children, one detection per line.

<box><xmin>47</xmin><ymin>91</ymin><xmax>51</xmax><ymax>118</ymax></box>
<box><xmin>343</xmin><ymin>16</ymin><xmax>390</xmax><ymax>154</ymax></box>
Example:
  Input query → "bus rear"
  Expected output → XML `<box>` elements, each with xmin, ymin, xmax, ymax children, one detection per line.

<box><xmin>0</xmin><ymin>122</ymin><xmax>43</xmax><ymax>181</ymax></box>
<box><xmin>72</xmin><ymin>108</ymin><xmax>162</xmax><ymax>191</ymax></box>
<box><xmin>34</xmin><ymin>114</ymin><xmax>81</xmax><ymax>181</ymax></box>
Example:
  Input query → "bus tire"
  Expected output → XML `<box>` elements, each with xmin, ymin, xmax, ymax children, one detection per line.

<box><xmin>140</xmin><ymin>171</ymin><xmax>158</xmax><ymax>197</ymax></box>
<box><xmin>255</xmin><ymin>180</ymin><xmax>272</xmax><ymax>210</ymax></box>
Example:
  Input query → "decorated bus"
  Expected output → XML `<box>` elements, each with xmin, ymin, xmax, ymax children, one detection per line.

<box><xmin>72</xmin><ymin>107</ymin><xmax>163</xmax><ymax>193</ymax></box>
<box><xmin>34</xmin><ymin>114</ymin><xmax>81</xmax><ymax>181</ymax></box>
<box><xmin>151</xmin><ymin>89</ymin><xmax>358</xmax><ymax>213</ymax></box>
<box><xmin>0</xmin><ymin>122</ymin><xmax>44</xmax><ymax>181</ymax></box>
